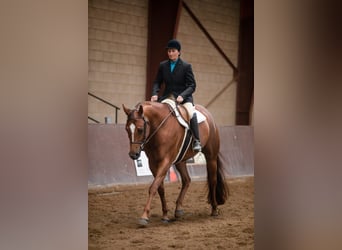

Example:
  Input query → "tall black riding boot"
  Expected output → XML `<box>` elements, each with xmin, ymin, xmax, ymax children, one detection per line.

<box><xmin>190</xmin><ymin>113</ymin><xmax>202</xmax><ymax>152</ymax></box>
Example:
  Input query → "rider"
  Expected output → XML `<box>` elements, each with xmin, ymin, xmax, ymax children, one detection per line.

<box><xmin>150</xmin><ymin>39</ymin><xmax>202</xmax><ymax>152</ymax></box>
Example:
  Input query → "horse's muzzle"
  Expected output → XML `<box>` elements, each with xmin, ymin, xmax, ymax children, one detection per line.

<box><xmin>129</xmin><ymin>151</ymin><xmax>141</xmax><ymax>160</ymax></box>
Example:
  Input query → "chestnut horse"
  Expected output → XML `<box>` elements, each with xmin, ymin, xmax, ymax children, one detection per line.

<box><xmin>123</xmin><ymin>101</ymin><xmax>228</xmax><ymax>225</ymax></box>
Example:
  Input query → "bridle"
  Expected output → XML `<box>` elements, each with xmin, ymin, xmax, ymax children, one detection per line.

<box><xmin>129</xmin><ymin>115</ymin><xmax>149</xmax><ymax>149</ymax></box>
<box><xmin>128</xmin><ymin>108</ymin><xmax>174</xmax><ymax>151</ymax></box>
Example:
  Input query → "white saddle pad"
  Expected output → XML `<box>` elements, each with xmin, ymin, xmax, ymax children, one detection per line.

<box><xmin>195</xmin><ymin>110</ymin><xmax>206</xmax><ymax>123</ymax></box>
<box><xmin>161</xmin><ymin>99</ymin><xmax>206</xmax><ymax>126</ymax></box>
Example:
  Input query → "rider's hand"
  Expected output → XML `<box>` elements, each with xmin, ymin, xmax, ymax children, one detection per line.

<box><xmin>176</xmin><ymin>95</ymin><xmax>184</xmax><ymax>103</ymax></box>
<box><xmin>151</xmin><ymin>95</ymin><xmax>158</xmax><ymax>102</ymax></box>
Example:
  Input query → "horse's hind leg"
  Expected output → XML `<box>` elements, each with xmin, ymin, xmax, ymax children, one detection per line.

<box><xmin>206</xmin><ymin>158</ymin><xmax>219</xmax><ymax>216</ymax></box>
<box><xmin>174</xmin><ymin>162</ymin><xmax>191</xmax><ymax>218</ymax></box>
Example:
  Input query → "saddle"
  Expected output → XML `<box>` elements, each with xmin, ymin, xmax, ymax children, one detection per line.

<box><xmin>161</xmin><ymin>98</ymin><xmax>206</xmax><ymax>164</ymax></box>
<box><xmin>161</xmin><ymin>99</ymin><xmax>206</xmax><ymax>128</ymax></box>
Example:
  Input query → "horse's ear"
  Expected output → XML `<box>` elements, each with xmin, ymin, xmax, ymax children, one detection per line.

<box><xmin>138</xmin><ymin>104</ymin><xmax>144</xmax><ymax>116</ymax></box>
<box><xmin>122</xmin><ymin>104</ymin><xmax>131</xmax><ymax>116</ymax></box>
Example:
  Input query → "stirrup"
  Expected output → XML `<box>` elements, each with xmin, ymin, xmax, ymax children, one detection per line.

<box><xmin>193</xmin><ymin>140</ymin><xmax>202</xmax><ymax>152</ymax></box>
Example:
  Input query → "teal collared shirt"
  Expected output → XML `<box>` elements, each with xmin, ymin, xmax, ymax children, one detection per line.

<box><xmin>170</xmin><ymin>59</ymin><xmax>178</xmax><ymax>72</ymax></box>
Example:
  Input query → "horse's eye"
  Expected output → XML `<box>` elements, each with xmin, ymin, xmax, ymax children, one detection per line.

<box><xmin>137</xmin><ymin>128</ymin><xmax>144</xmax><ymax>133</ymax></box>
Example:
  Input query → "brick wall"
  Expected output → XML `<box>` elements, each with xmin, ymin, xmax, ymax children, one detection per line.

<box><xmin>88</xmin><ymin>0</ymin><xmax>148</xmax><ymax>124</ymax></box>
<box><xmin>88</xmin><ymin>0</ymin><xmax>240</xmax><ymax>125</ymax></box>
<box><xmin>178</xmin><ymin>0</ymin><xmax>240</xmax><ymax>125</ymax></box>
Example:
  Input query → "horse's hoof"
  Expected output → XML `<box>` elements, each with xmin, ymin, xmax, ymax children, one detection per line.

<box><xmin>161</xmin><ymin>218</ymin><xmax>170</xmax><ymax>223</ymax></box>
<box><xmin>175</xmin><ymin>209</ymin><xmax>184</xmax><ymax>218</ymax></box>
<box><xmin>138</xmin><ymin>218</ymin><xmax>149</xmax><ymax>226</ymax></box>
<box><xmin>211</xmin><ymin>209</ymin><xmax>219</xmax><ymax>216</ymax></box>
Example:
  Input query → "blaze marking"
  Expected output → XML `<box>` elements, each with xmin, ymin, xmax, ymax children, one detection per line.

<box><xmin>129</xmin><ymin>123</ymin><xmax>135</xmax><ymax>142</ymax></box>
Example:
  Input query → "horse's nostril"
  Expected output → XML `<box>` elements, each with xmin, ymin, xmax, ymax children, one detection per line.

<box><xmin>129</xmin><ymin>152</ymin><xmax>140</xmax><ymax>160</ymax></box>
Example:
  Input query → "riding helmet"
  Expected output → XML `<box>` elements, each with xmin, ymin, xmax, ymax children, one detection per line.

<box><xmin>166</xmin><ymin>39</ymin><xmax>181</xmax><ymax>51</ymax></box>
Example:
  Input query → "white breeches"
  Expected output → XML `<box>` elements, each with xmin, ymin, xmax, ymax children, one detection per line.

<box><xmin>183</xmin><ymin>102</ymin><xmax>195</xmax><ymax>119</ymax></box>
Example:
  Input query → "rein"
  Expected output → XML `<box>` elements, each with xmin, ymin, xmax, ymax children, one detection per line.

<box><xmin>140</xmin><ymin>108</ymin><xmax>174</xmax><ymax>150</ymax></box>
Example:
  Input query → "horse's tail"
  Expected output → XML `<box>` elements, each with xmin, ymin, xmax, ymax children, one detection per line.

<box><xmin>208</xmin><ymin>153</ymin><xmax>229</xmax><ymax>205</ymax></box>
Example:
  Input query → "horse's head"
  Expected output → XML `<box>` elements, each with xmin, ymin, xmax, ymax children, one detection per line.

<box><xmin>123</xmin><ymin>103</ymin><xmax>149</xmax><ymax>160</ymax></box>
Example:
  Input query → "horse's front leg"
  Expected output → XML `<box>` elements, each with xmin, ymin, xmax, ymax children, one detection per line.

<box><xmin>157</xmin><ymin>181</ymin><xmax>170</xmax><ymax>222</ymax></box>
<box><xmin>139</xmin><ymin>165</ymin><xmax>169</xmax><ymax>225</ymax></box>
<box><xmin>174</xmin><ymin>162</ymin><xmax>191</xmax><ymax>218</ymax></box>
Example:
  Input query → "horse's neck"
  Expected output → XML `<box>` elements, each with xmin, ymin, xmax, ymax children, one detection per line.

<box><xmin>145</xmin><ymin>103</ymin><xmax>170</xmax><ymax>128</ymax></box>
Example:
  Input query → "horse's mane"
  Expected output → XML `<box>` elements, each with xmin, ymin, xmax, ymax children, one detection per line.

<box><xmin>135</xmin><ymin>101</ymin><xmax>168</xmax><ymax>110</ymax></box>
<box><xmin>132</xmin><ymin>101</ymin><xmax>174</xmax><ymax>122</ymax></box>
<box><xmin>134</xmin><ymin>101</ymin><xmax>153</xmax><ymax>108</ymax></box>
